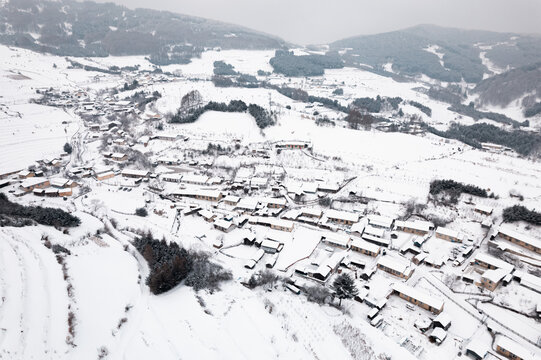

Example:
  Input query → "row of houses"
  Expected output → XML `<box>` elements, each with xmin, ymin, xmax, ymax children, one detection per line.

<box><xmin>320</xmin><ymin>233</ymin><xmax>382</xmax><ymax>257</ymax></box>
<box><xmin>162</xmin><ymin>173</ymin><xmax>222</xmax><ymax>186</ymax></box>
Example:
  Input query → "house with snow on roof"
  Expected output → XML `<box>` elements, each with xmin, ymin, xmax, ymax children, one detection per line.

<box><xmin>214</xmin><ymin>219</ymin><xmax>235</xmax><ymax>233</ymax></box>
<box><xmin>391</xmin><ymin>283</ymin><xmax>444</xmax><ymax>314</ymax></box>
<box><xmin>395</xmin><ymin>220</ymin><xmax>431</xmax><ymax>235</ymax></box>
<box><xmin>321</xmin><ymin>233</ymin><xmax>351</xmax><ymax>249</ymax></box>
<box><xmin>20</xmin><ymin>178</ymin><xmax>50</xmax><ymax>192</ymax></box>
<box><xmin>472</xmin><ymin>253</ymin><xmax>514</xmax><ymax>272</ymax></box>
<box><xmin>435</xmin><ymin>227</ymin><xmax>466</xmax><ymax>243</ymax></box>
<box><xmin>121</xmin><ymin>169</ymin><xmax>150</xmax><ymax>179</ymax></box>
<box><xmin>494</xmin><ymin>336</ymin><xmax>533</xmax><ymax>360</ymax></box>
<box><xmin>350</xmin><ymin>237</ymin><xmax>381</xmax><ymax>257</ymax></box>
<box><xmin>377</xmin><ymin>256</ymin><xmax>414</xmax><ymax>279</ymax></box>
<box><xmin>497</xmin><ymin>225</ymin><xmax>541</xmax><ymax>254</ymax></box>
<box><xmin>477</xmin><ymin>268</ymin><xmax>508</xmax><ymax>291</ymax></box>
<box><xmin>368</xmin><ymin>215</ymin><xmax>395</xmax><ymax>230</ymax></box>
<box><xmin>325</xmin><ymin>209</ymin><xmax>359</xmax><ymax>225</ymax></box>
<box><xmin>474</xmin><ymin>204</ymin><xmax>493</xmax><ymax>215</ymax></box>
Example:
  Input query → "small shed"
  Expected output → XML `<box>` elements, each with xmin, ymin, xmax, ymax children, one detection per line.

<box><xmin>428</xmin><ymin>327</ymin><xmax>447</xmax><ymax>345</ymax></box>
<box><xmin>432</xmin><ymin>312</ymin><xmax>451</xmax><ymax>330</ymax></box>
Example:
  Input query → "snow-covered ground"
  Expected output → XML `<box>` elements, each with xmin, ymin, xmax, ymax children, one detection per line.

<box><xmin>0</xmin><ymin>44</ymin><xmax>540</xmax><ymax>360</ymax></box>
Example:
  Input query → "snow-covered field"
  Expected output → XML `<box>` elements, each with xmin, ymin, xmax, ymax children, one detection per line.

<box><xmin>0</xmin><ymin>44</ymin><xmax>540</xmax><ymax>360</ymax></box>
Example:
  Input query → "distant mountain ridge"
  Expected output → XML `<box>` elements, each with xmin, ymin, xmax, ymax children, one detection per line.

<box><xmin>0</xmin><ymin>0</ymin><xmax>286</xmax><ymax>64</ymax></box>
<box><xmin>330</xmin><ymin>25</ymin><xmax>541</xmax><ymax>85</ymax></box>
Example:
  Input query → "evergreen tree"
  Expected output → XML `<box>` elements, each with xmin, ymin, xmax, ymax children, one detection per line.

<box><xmin>332</xmin><ymin>273</ymin><xmax>358</xmax><ymax>306</ymax></box>
<box><xmin>64</xmin><ymin>142</ymin><xmax>73</xmax><ymax>154</ymax></box>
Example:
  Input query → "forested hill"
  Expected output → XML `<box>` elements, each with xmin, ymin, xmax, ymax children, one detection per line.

<box><xmin>0</xmin><ymin>0</ymin><xmax>286</xmax><ymax>65</ymax></box>
<box><xmin>330</xmin><ymin>25</ymin><xmax>541</xmax><ymax>85</ymax></box>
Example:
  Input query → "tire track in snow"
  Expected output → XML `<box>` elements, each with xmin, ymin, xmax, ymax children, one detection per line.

<box><xmin>0</xmin><ymin>233</ymin><xmax>28</xmax><ymax>357</ymax></box>
<box><xmin>1</xmin><ymin>230</ymin><xmax>63</xmax><ymax>359</ymax></box>
<box><xmin>0</xmin><ymin>237</ymin><xmax>10</xmax><ymax>350</ymax></box>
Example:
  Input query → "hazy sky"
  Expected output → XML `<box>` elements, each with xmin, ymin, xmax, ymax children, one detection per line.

<box><xmin>97</xmin><ymin>0</ymin><xmax>541</xmax><ymax>44</ymax></box>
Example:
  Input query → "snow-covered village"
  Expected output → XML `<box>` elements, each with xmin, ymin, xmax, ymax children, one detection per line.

<box><xmin>1</xmin><ymin>0</ymin><xmax>541</xmax><ymax>359</ymax></box>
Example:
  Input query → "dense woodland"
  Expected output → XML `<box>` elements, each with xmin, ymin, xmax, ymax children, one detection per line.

<box><xmin>133</xmin><ymin>232</ymin><xmax>231</xmax><ymax>295</ymax></box>
<box><xmin>409</xmin><ymin>101</ymin><xmax>432</xmax><ymax>117</ymax></box>
<box><xmin>269</xmin><ymin>50</ymin><xmax>344</xmax><ymax>77</ymax></box>
<box><xmin>133</xmin><ymin>233</ymin><xmax>193</xmax><ymax>294</ymax></box>
<box><xmin>332</xmin><ymin>25</ymin><xmax>498</xmax><ymax>83</ymax></box>
<box><xmin>448</xmin><ymin>102</ymin><xmax>525</xmax><ymax>128</ymax></box>
<box><xmin>0</xmin><ymin>193</ymin><xmax>81</xmax><ymax>227</ymax></box>
<box><xmin>502</xmin><ymin>205</ymin><xmax>541</xmax><ymax>226</ymax></box>
<box><xmin>524</xmin><ymin>102</ymin><xmax>541</xmax><ymax>118</ymax></box>
<box><xmin>426</xmin><ymin>85</ymin><xmax>465</xmax><ymax>105</ymax></box>
<box><xmin>351</xmin><ymin>96</ymin><xmax>402</xmax><ymax>113</ymax></box>
<box><xmin>474</xmin><ymin>62</ymin><xmax>541</xmax><ymax>107</ymax></box>
<box><xmin>0</xmin><ymin>0</ymin><xmax>284</xmax><ymax>63</ymax></box>
<box><xmin>429</xmin><ymin>179</ymin><xmax>487</xmax><ymax>204</ymax></box>
<box><xmin>427</xmin><ymin>123</ymin><xmax>541</xmax><ymax>156</ymax></box>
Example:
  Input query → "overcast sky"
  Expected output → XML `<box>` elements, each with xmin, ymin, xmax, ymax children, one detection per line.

<box><xmin>97</xmin><ymin>0</ymin><xmax>541</xmax><ymax>44</ymax></box>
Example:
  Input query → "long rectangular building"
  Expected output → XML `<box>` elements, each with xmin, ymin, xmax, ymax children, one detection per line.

<box><xmin>350</xmin><ymin>237</ymin><xmax>381</xmax><ymax>257</ymax></box>
<box><xmin>391</xmin><ymin>283</ymin><xmax>444</xmax><ymax>314</ymax></box>
<box><xmin>321</xmin><ymin>233</ymin><xmax>351</xmax><ymax>249</ymax></box>
<box><xmin>435</xmin><ymin>227</ymin><xmax>466</xmax><ymax>243</ymax></box>
<box><xmin>326</xmin><ymin>209</ymin><xmax>359</xmax><ymax>225</ymax></box>
<box><xmin>377</xmin><ymin>256</ymin><xmax>414</xmax><ymax>279</ymax></box>
<box><xmin>472</xmin><ymin>253</ymin><xmax>514</xmax><ymax>272</ymax></box>
<box><xmin>171</xmin><ymin>189</ymin><xmax>223</xmax><ymax>202</ymax></box>
<box><xmin>395</xmin><ymin>220</ymin><xmax>431</xmax><ymax>235</ymax></box>
<box><xmin>497</xmin><ymin>226</ymin><xmax>541</xmax><ymax>254</ymax></box>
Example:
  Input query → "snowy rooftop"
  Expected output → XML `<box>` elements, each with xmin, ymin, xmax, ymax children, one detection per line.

<box><xmin>395</xmin><ymin>220</ymin><xmax>431</xmax><ymax>232</ymax></box>
<box><xmin>321</xmin><ymin>232</ymin><xmax>351</xmax><ymax>247</ymax></box>
<box><xmin>364</xmin><ymin>225</ymin><xmax>385</xmax><ymax>238</ymax></box>
<box><xmin>121</xmin><ymin>169</ymin><xmax>149</xmax><ymax>177</ymax></box>
<box><xmin>378</xmin><ymin>256</ymin><xmax>411</xmax><ymax>274</ymax></box>
<box><xmin>351</xmin><ymin>237</ymin><xmax>380</xmax><ymax>253</ymax></box>
<box><xmin>392</xmin><ymin>283</ymin><xmax>444</xmax><ymax>311</ymax></box>
<box><xmin>498</xmin><ymin>225</ymin><xmax>541</xmax><ymax>249</ymax></box>
<box><xmin>435</xmin><ymin>226</ymin><xmax>465</xmax><ymax>240</ymax></box>
<box><xmin>474</xmin><ymin>253</ymin><xmax>514</xmax><ymax>272</ymax></box>
<box><xmin>481</xmin><ymin>268</ymin><xmax>509</xmax><ymax>283</ymax></box>
<box><xmin>494</xmin><ymin>336</ymin><xmax>533</xmax><ymax>360</ymax></box>
<box><xmin>325</xmin><ymin>209</ymin><xmax>359</xmax><ymax>223</ymax></box>
<box><xmin>368</xmin><ymin>214</ymin><xmax>395</xmax><ymax>228</ymax></box>
<box><xmin>20</xmin><ymin>177</ymin><xmax>49</xmax><ymax>188</ymax></box>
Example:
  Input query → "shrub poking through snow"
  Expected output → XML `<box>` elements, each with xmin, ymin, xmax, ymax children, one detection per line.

<box><xmin>135</xmin><ymin>207</ymin><xmax>148</xmax><ymax>217</ymax></box>
<box><xmin>184</xmin><ymin>251</ymin><xmax>232</xmax><ymax>292</ymax></box>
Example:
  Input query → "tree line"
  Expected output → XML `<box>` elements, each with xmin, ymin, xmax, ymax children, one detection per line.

<box><xmin>269</xmin><ymin>50</ymin><xmax>343</xmax><ymax>77</ymax></box>
<box><xmin>503</xmin><ymin>205</ymin><xmax>541</xmax><ymax>226</ymax></box>
<box><xmin>448</xmin><ymin>102</ymin><xmax>527</xmax><ymax>128</ymax></box>
<box><xmin>429</xmin><ymin>179</ymin><xmax>487</xmax><ymax>204</ymax></box>
<box><xmin>0</xmin><ymin>193</ymin><xmax>81</xmax><ymax>227</ymax></box>
<box><xmin>169</xmin><ymin>99</ymin><xmax>274</xmax><ymax>129</ymax></box>
<box><xmin>427</xmin><ymin>122</ymin><xmax>541</xmax><ymax>156</ymax></box>
<box><xmin>351</xmin><ymin>95</ymin><xmax>402</xmax><ymax>113</ymax></box>
<box><xmin>409</xmin><ymin>100</ymin><xmax>432</xmax><ymax>117</ymax></box>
